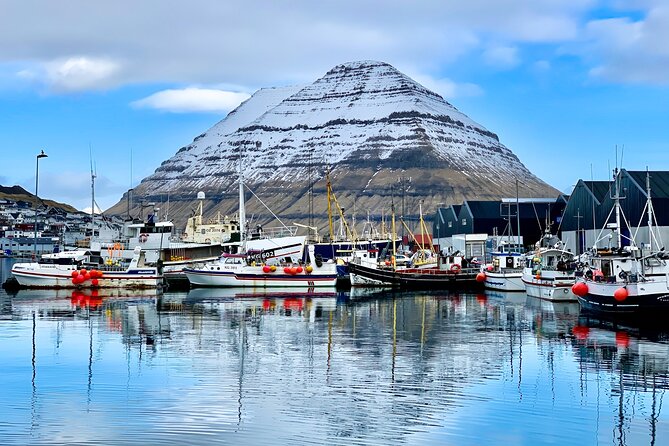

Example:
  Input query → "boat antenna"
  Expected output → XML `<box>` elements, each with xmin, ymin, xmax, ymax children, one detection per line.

<box><xmin>89</xmin><ymin>143</ymin><xmax>96</xmax><ymax>235</ymax></box>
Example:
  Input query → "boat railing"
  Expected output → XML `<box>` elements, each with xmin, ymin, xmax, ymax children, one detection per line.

<box><xmin>249</xmin><ymin>225</ymin><xmax>298</xmax><ymax>239</ymax></box>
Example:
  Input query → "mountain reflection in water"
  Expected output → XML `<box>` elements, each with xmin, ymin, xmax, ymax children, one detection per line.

<box><xmin>0</xmin><ymin>281</ymin><xmax>668</xmax><ymax>444</ymax></box>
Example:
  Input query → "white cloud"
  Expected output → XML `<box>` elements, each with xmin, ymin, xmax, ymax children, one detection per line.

<box><xmin>582</xmin><ymin>5</ymin><xmax>669</xmax><ymax>84</ymax></box>
<box><xmin>0</xmin><ymin>1</ymin><xmax>596</xmax><ymax>93</ymax></box>
<box><xmin>18</xmin><ymin>57</ymin><xmax>122</xmax><ymax>92</ymax></box>
<box><xmin>131</xmin><ymin>88</ymin><xmax>251</xmax><ymax>113</ymax></box>
<box><xmin>482</xmin><ymin>46</ymin><xmax>520</xmax><ymax>69</ymax></box>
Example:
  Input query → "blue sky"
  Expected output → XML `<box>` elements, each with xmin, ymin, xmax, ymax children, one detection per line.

<box><xmin>1</xmin><ymin>0</ymin><xmax>668</xmax><ymax>211</ymax></box>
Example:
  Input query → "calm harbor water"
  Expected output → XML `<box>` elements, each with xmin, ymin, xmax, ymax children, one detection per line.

<box><xmin>1</xmin><ymin>258</ymin><xmax>669</xmax><ymax>445</ymax></box>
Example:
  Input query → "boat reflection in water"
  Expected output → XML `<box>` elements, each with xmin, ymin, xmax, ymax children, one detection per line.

<box><xmin>3</xmin><ymin>285</ymin><xmax>669</xmax><ymax>445</ymax></box>
<box><xmin>572</xmin><ymin>315</ymin><xmax>669</xmax><ymax>446</ymax></box>
<box><xmin>169</xmin><ymin>287</ymin><xmax>341</xmax><ymax>319</ymax></box>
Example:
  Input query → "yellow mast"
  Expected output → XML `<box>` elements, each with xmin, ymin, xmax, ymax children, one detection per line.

<box><xmin>326</xmin><ymin>168</ymin><xmax>334</xmax><ymax>241</ymax></box>
<box><xmin>391</xmin><ymin>199</ymin><xmax>397</xmax><ymax>269</ymax></box>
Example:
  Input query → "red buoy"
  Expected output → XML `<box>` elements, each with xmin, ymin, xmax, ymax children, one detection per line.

<box><xmin>91</xmin><ymin>278</ymin><xmax>99</xmax><ymax>287</ymax></box>
<box><xmin>284</xmin><ymin>267</ymin><xmax>292</xmax><ymax>274</ymax></box>
<box><xmin>614</xmin><ymin>287</ymin><xmax>628</xmax><ymax>302</ymax></box>
<box><xmin>476</xmin><ymin>272</ymin><xmax>486</xmax><ymax>283</ymax></box>
<box><xmin>572</xmin><ymin>325</ymin><xmax>590</xmax><ymax>340</ymax></box>
<box><xmin>71</xmin><ymin>270</ymin><xmax>79</xmax><ymax>278</ymax></box>
<box><xmin>262</xmin><ymin>265</ymin><xmax>271</xmax><ymax>273</ymax></box>
<box><xmin>296</xmin><ymin>266</ymin><xmax>303</xmax><ymax>274</ymax></box>
<box><xmin>571</xmin><ymin>282</ymin><xmax>588</xmax><ymax>297</ymax></box>
<box><xmin>615</xmin><ymin>331</ymin><xmax>630</xmax><ymax>348</ymax></box>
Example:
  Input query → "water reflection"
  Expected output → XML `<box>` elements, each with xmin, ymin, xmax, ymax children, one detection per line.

<box><xmin>0</xmin><ymin>281</ymin><xmax>668</xmax><ymax>444</ymax></box>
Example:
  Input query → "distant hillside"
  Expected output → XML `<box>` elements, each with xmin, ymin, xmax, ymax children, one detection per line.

<box><xmin>0</xmin><ymin>185</ymin><xmax>80</xmax><ymax>214</ymax></box>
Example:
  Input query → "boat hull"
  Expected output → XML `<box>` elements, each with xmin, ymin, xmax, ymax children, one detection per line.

<box><xmin>184</xmin><ymin>264</ymin><xmax>338</xmax><ymax>288</ymax></box>
<box><xmin>11</xmin><ymin>263</ymin><xmax>161</xmax><ymax>289</ymax></box>
<box><xmin>521</xmin><ymin>272</ymin><xmax>577</xmax><ymax>301</ymax></box>
<box><xmin>484</xmin><ymin>271</ymin><xmax>525</xmax><ymax>292</ymax></box>
<box><xmin>578</xmin><ymin>279</ymin><xmax>669</xmax><ymax>313</ymax></box>
<box><xmin>349</xmin><ymin>262</ymin><xmax>482</xmax><ymax>290</ymax></box>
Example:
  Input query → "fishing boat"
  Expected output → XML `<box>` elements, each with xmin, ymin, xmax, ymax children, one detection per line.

<box><xmin>349</xmin><ymin>251</ymin><xmax>481</xmax><ymax>289</ymax></box>
<box><xmin>348</xmin><ymin>200</ymin><xmax>480</xmax><ymax>289</ymax></box>
<box><xmin>479</xmin><ymin>242</ymin><xmax>525</xmax><ymax>291</ymax></box>
<box><xmin>184</xmin><ymin>148</ymin><xmax>337</xmax><ymax>288</ymax></box>
<box><xmin>521</xmin><ymin>233</ymin><xmax>578</xmax><ymax>301</ymax></box>
<box><xmin>10</xmin><ymin>247</ymin><xmax>162</xmax><ymax>289</ymax></box>
<box><xmin>477</xmin><ymin>182</ymin><xmax>527</xmax><ymax>292</ymax></box>
<box><xmin>572</xmin><ymin>170</ymin><xmax>669</xmax><ymax>314</ymax></box>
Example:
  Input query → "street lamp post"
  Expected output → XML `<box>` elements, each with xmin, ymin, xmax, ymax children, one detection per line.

<box><xmin>34</xmin><ymin>150</ymin><xmax>48</xmax><ymax>257</ymax></box>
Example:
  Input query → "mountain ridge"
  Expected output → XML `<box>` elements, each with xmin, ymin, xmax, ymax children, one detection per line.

<box><xmin>107</xmin><ymin>60</ymin><xmax>559</xmax><ymax>231</ymax></box>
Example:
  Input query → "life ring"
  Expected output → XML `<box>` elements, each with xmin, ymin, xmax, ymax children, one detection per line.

<box><xmin>138</xmin><ymin>233</ymin><xmax>149</xmax><ymax>243</ymax></box>
<box><xmin>450</xmin><ymin>264</ymin><xmax>461</xmax><ymax>273</ymax></box>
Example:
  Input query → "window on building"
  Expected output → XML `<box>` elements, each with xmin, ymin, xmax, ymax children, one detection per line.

<box><xmin>448</xmin><ymin>221</ymin><xmax>452</xmax><ymax>228</ymax></box>
<box><xmin>462</xmin><ymin>218</ymin><xmax>467</xmax><ymax>225</ymax></box>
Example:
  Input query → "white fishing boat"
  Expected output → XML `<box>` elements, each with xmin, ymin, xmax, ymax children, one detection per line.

<box><xmin>184</xmin><ymin>146</ymin><xmax>337</xmax><ymax>288</ymax></box>
<box><xmin>11</xmin><ymin>247</ymin><xmax>162</xmax><ymax>289</ymax></box>
<box><xmin>185</xmin><ymin>244</ymin><xmax>337</xmax><ymax>288</ymax></box>
<box><xmin>479</xmin><ymin>244</ymin><xmax>525</xmax><ymax>292</ymax></box>
<box><xmin>573</xmin><ymin>170</ymin><xmax>669</xmax><ymax>314</ymax></box>
<box><xmin>521</xmin><ymin>233</ymin><xmax>577</xmax><ymax>301</ymax></box>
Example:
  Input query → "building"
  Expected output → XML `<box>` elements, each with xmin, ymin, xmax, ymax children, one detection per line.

<box><xmin>0</xmin><ymin>236</ymin><xmax>56</xmax><ymax>257</ymax></box>
<box><xmin>560</xmin><ymin>170</ymin><xmax>669</xmax><ymax>254</ymax></box>
<box><xmin>433</xmin><ymin>197</ymin><xmax>567</xmax><ymax>256</ymax></box>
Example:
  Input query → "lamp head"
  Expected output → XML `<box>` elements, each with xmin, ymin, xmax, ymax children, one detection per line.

<box><xmin>37</xmin><ymin>150</ymin><xmax>48</xmax><ymax>159</ymax></box>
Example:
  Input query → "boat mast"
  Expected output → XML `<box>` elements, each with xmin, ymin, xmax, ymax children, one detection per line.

<box><xmin>391</xmin><ymin>194</ymin><xmax>397</xmax><ymax>269</ymax></box>
<box><xmin>90</xmin><ymin>145</ymin><xmax>96</xmax><ymax>239</ymax></box>
<box><xmin>613</xmin><ymin>168</ymin><xmax>622</xmax><ymax>248</ymax></box>
<box><xmin>239</xmin><ymin>144</ymin><xmax>246</xmax><ymax>245</ymax></box>
<box><xmin>646</xmin><ymin>170</ymin><xmax>654</xmax><ymax>252</ymax></box>
<box><xmin>516</xmin><ymin>178</ymin><xmax>520</xmax><ymax>251</ymax></box>
<box><xmin>326</xmin><ymin>168</ymin><xmax>334</xmax><ymax>241</ymax></box>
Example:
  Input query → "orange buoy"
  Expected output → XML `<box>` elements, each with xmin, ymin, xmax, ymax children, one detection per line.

<box><xmin>290</xmin><ymin>266</ymin><xmax>298</xmax><ymax>275</ymax></box>
<box><xmin>614</xmin><ymin>287</ymin><xmax>628</xmax><ymax>302</ymax></box>
<box><xmin>476</xmin><ymin>272</ymin><xmax>486</xmax><ymax>283</ymax></box>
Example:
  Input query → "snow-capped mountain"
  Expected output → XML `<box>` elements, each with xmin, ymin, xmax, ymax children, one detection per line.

<box><xmin>108</xmin><ymin>60</ymin><xmax>558</xmax><ymax>230</ymax></box>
